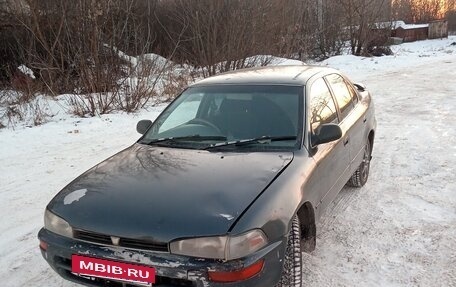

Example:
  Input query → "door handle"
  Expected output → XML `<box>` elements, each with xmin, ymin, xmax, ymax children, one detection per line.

<box><xmin>343</xmin><ymin>138</ymin><xmax>349</xmax><ymax>146</ymax></box>
<box><xmin>363</xmin><ymin>117</ymin><xmax>367</xmax><ymax>123</ymax></box>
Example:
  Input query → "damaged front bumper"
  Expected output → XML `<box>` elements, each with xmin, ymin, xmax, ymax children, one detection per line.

<box><xmin>38</xmin><ymin>228</ymin><xmax>285</xmax><ymax>287</ymax></box>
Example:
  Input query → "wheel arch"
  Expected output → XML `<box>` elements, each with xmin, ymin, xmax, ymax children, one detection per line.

<box><xmin>368</xmin><ymin>130</ymin><xmax>375</xmax><ymax>153</ymax></box>
<box><xmin>296</xmin><ymin>201</ymin><xmax>316</xmax><ymax>253</ymax></box>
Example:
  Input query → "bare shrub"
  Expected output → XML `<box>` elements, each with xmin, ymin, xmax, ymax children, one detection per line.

<box><xmin>65</xmin><ymin>51</ymin><xmax>177</xmax><ymax>116</ymax></box>
<box><xmin>160</xmin><ymin>69</ymin><xmax>194</xmax><ymax>102</ymax></box>
<box><xmin>0</xmin><ymin>90</ymin><xmax>50</xmax><ymax>127</ymax></box>
<box><xmin>1</xmin><ymin>0</ymin><xmax>401</xmax><ymax>124</ymax></box>
<box><xmin>191</xmin><ymin>56</ymin><xmax>275</xmax><ymax>79</ymax></box>
<box><xmin>310</xmin><ymin>1</ymin><xmax>347</xmax><ymax>60</ymax></box>
<box><xmin>3</xmin><ymin>0</ymin><xmax>161</xmax><ymax>94</ymax></box>
<box><xmin>118</xmin><ymin>81</ymin><xmax>157</xmax><ymax>113</ymax></box>
<box><xmin>158</xmin><ymin>0</ymin><xmax>312</xmax><ymax>74</ymax></box>
<box><xmin>27</xmin><ymin>97</ymin><xmax>49</xmax><ymax>126</ymax></box>
<box><xmin>335</xmin><ymin>0</ymin><xmax>392</xmax><ymax>56</ymax></box>
<box><xmin>65</xmin><ymin>93</ymin><xmax>116</xmax><ymax>117</ymax></box>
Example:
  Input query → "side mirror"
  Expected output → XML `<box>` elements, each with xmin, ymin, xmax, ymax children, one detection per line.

<box><xmin>312</xmin><ymin>123</ymin><xmax>342</xmax><ymax>146</ymax></box>
<box><xmin>136</xmin><ymin>120</ymin><xmax>152</xmax><ymax>135</ymax></box>
<box><xmin>354</xmin><ymin>82</ymin><xmax>366</xmax><ymax>92</ymax></box>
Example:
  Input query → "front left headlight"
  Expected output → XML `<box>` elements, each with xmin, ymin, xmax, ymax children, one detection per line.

<box><xmin>44</xmin><ymin>209</ymin><xmax>73</xmax><ymax>238</ymax></box>
<box><xmin>169</xmin><ymin>229</ymin><xmax>267</xmax><ymax>261</ymax></box>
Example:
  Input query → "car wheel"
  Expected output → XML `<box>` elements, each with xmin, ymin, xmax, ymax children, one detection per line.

<box><xmin>348</xmin><ymin>140</ymin><xmax>371</xmax><ymax>187</ymax></box>
<box><xmin>275</xmin><ymin>216</ymin><xmax>302</xmax><ymax>287</ymax></box>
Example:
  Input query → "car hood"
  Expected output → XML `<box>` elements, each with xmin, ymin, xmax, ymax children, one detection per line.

<box><xmin>49</xmin><ymin>144</ymin><xmax>293</xmax><ymax>243</ymax></box>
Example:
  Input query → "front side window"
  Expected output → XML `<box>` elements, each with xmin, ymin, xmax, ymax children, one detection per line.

<box><xmin>142</xmin><ymin>85</ymin><xmax>303</xmax><ymax>151</ymax></box>
<box><xmin>326</xmin><ymin>74</ymin><xmax>355</xmax><ymax>120</ymax></box>
<box><xmin>309</xmin><ymin>78</ymin><xmax>338</xmax><ymax>134</ymax></box>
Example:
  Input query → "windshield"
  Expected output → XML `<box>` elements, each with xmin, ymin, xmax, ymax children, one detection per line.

<box><xmin>141</xmin><ymin>85</ymin><xmax>303</xmax><ymax>150</ymax></box>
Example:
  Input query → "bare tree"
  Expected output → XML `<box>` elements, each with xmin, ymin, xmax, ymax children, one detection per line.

<box><xmin>392</xmin><ymin>0</ymin><xmax>448</xmax><ymax>23</ymax></box>
<box><xmin>337</xmin><ymin>0</ymin><xmax>391</xmax><ymax>55</ymax></box>
<box><xmin>1</xmin><ymin>0</ymin><xmax>402</xmax><ymax>124</ymax></box>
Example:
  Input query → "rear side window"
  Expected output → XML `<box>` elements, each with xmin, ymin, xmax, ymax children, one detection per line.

<box><xmin>309</xmin><ymin>78</ymin><xmax>338</xmax><ymax>133</ymax></box>
<box><xmin>345</xmin><ymin>81</ymin><xmax>359</xmax><ymax>105</ymax></box>
<box><xmin>326</xmin><ymin>74</ymin><xmax>355</xmax><ymax>120</ymax></box>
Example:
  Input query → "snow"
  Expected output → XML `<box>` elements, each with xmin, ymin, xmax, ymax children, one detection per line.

<box><xmin>219</xmin><ymin>214</ymin><xmax>235</xmax><ymax>221</ymax></box>
<box><xmin>17</xmin><ymin>65</ymin><xmax>35</xmax><ymax>79</ymax></box>
<box><xmin>63</xmin><ymin>189</ymin><xmax>87</xmax><ymax>205</ymax></box>
<box><xmin>373</xmin><ymin>20</ymin><xmax>406</xmax><ymax>29</ymax></box>
<box><xmin>385</xmin><ymin>20</ymin><xmax>430</xmax><ymax>30</ymax></box>
<box><xmin>369</xmin><ymin>20</ymin><xmax>430</xmax><ymax>30</ymax></box>
<box><xmin>102</xmin><ymin>44</ymin><xmax>170</xmax><ymax>68</ymax></box>
<box><xmin>270</xmin><ymin>57</ymin><xmax>306</xmax><ymax>66</ymax></box>
<box><xmin>322</xmin><ymin>36</ymin><xmax>456</xmax><ymax>81</ymax></box>
<box><xmin>399</xmin><ymin>23</ymin><xmax>429</xmax><ymax>29</ymax></box>
<box><xmin>0</xmin><ymin>36</ymin><xmax>456</xmax><ymax>286</ymax></box>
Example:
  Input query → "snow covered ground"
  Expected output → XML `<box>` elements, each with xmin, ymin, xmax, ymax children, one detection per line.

<box><xmin>1</xmin><ymin>37</ymin><xmax>455</xmax><ymax>286</ymax></box>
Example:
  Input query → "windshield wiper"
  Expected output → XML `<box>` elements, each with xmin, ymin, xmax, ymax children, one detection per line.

<box><xmin>204</xmin><ymin>135</ymin><xmax>297</xmax><ymax>150</ymax></box>
<box><xmin>144</xmin><ymin>135</ymin><xmax>227</xmax><ymax>145</ymax></box>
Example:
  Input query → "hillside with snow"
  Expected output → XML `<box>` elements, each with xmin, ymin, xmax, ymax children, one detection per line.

<box><xmin>0</xmin><ymin>36</ymin><xmax>455</xmax><ymax>286</ymax></box>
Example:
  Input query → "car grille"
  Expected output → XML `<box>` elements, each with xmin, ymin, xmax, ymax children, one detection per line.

<box><xmin>73</xmin><ymin>230</ymin><xmax>169</xmax><ymax>252</ymax></box>
<box><xmin>54</xmin><ymin>256</ymin><xmax>195</xmax><ymax>287</ymax></box>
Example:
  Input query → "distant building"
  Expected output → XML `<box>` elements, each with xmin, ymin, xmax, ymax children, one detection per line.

<box><xmin>371</xmin><ymin>20</ymin><xmax>449</xmax><ymax>43</ymax></box>
<box><xmin>393</xmin><ymin>23</ymin><xmax>430</xmax><ymax>42</ymax></box>
<box><xmin>428</xmin><ymin>20</ymin><xmax>449</xmax><ymax>39</ymax></box>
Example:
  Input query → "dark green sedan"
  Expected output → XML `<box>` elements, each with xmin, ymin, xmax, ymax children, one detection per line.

<box><xmin>39</xmin><ymin>65</ymin><xmax>376</xmax><ymax>287</ymax></box>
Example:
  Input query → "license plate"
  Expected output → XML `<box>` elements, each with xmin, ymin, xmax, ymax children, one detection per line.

<box><xmin>72</xmin><ymin>254</ymin><xmax>155</xmax><ymax>285</ymax></box>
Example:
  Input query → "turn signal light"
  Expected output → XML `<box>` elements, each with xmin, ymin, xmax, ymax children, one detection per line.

<box><xmin>39</xmin><ymin>240</ymin><xmax>48</xmax><ymax>251</ymax></box>
<box><xmin>208</xmin><ymin>259</ymin><xmax>264</xmax><ymax>282</ymax></box>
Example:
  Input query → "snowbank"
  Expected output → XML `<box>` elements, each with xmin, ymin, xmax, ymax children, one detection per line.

<box><xmin>322</xmin><ymin>36</ymin><xmax>456</xmax><ymax>80</ymax></box>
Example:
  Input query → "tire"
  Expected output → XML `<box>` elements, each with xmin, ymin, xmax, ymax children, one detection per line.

<box><xmin>275</xmin><ymin>216</ymin><xmax>302</xmax><ymax>287</ymax></box>
<box><xmin>348</xmin><ymin>139</ymin><xmax>372</xmax><ymax>187</ymax></box>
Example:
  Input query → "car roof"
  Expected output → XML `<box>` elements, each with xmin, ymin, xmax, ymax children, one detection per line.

<box><xmin>190</xmin><ymin>65</ymin><xmax>339</xmax><ymax>87</ymax></box>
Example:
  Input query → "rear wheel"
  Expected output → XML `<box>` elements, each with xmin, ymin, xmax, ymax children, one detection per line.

<box><xmin>348</xmin><ymin>140</ymin><xmax>371</xmax><ymax>187</ymax></box>
<box><xmin>275</xmin><ymin>216</ymin><xmax>302</xmax><ymax>287</ymax></box>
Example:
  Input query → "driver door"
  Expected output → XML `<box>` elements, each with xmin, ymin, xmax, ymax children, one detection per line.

<box><xmin>306</xmin><ymin>77</ymin><xmax>350</xmax><ymax>219</ymax></box>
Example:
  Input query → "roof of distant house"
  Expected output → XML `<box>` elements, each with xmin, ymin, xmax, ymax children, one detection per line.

<box><xmin>373</xmin><ymin>21</ymin><xmax>429</xmax><ymax>30</ymax></box>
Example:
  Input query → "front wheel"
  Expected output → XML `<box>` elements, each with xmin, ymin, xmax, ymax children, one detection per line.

<box><xmin>275</xmin><ymin>216</ymin><xmax>302</xmax><ymax>287</ymax></box>
<box><xmin>348</xmin><ymin>140</ymin><xmax>371</xmax><ymax>187</ymax></box>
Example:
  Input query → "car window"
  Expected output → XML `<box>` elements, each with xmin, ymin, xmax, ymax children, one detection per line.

<box><xmin>327</xmin><ymin>74</ymin><xmax>354</xmax><ymax>120</ymax></box>
<box><xmin>144</xmin><ymin>85</ymin><xmax>303</xmax><ymax>150</ymax></box>
<box><xmin>205</xmin><ymin>94</ymin><xmax>224</xmax><ymax>118</ymax></box>
<box><xmin>309</xmin><ymin>78</ymin><xmax>338</xmax><ymax>134</ymax></box>
<box><xmin>199</xmin><ymin>89</ymin><xmax>300</xmax><ymax>138</ymax></box>
<box><xmin>158</xmin><ymin>93</ymin><xmax>204</xmax><ymax>133</ymax></box>
<box><xmin>345</xmin><ymin>80</ymin><xmax>359</xmax><ymax>105</ymax></box>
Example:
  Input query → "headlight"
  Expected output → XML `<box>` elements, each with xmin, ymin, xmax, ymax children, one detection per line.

<box><xmin>169</xmin><ymin>229</ymin><xmax>267</xmax><ymax>260</ymax></box>
<box><xmin>44</xmin><ymin>209</ymin><xmax>73</xmax><ymax>238</ymax></box>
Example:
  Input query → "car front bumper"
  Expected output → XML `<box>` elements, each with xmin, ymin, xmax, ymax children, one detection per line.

<box><xmin>38</xmin><ymin>228</ymin><xmax>285</xmax><ymax>287</ymax></box>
